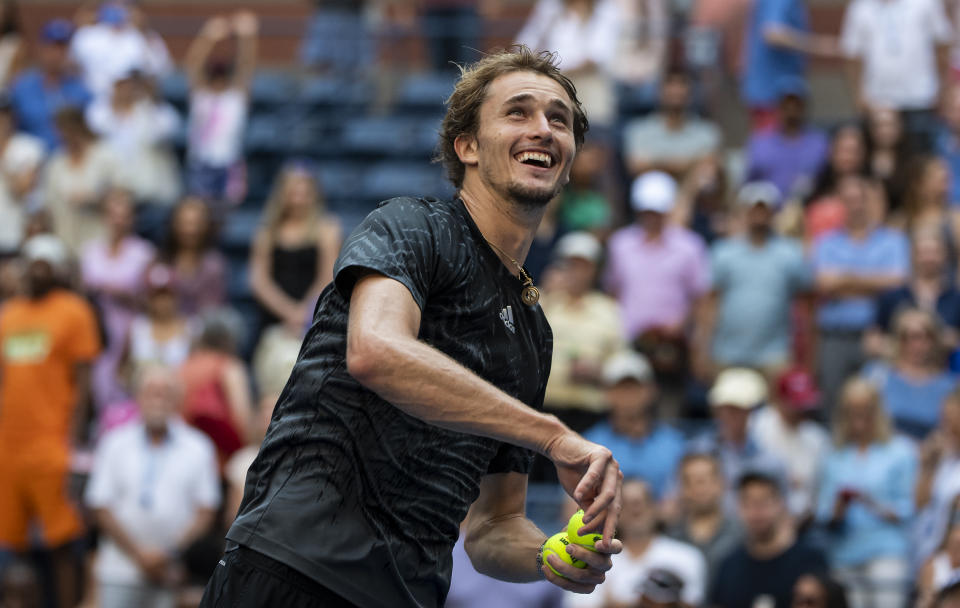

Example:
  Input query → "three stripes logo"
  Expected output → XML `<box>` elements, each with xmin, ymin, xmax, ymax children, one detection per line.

<box><xmin>500</xmin><ymin>305</ymin><xmax>516</xmax><ymax>334</ymax></box>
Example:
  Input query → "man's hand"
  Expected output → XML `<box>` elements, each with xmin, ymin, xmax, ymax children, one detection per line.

<box><xmin>135</xmin><ymin>548</ymin><xmax>170</xmax><ymax>584</ymax></box>
<box><xmin>546</xmin><ymin>432</ymin><xmax>622</xmax><ymax>552</ymax></box>
<box><xmin>542</xmin><ymin>539</ymin><xmax>622</xmax><ymax>594</ymax></box>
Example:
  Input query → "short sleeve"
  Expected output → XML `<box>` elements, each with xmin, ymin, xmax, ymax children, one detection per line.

<box><xmin>928</xmin><ymin>0</ymin><xmax>954</xmax><ymax>44</ymax></box>
<box><xmin>485</xmin><ymin>441</ymin><xmax>534</xmax><ymax>476</ymax></box>
<box><xmin>334</xmin><ymin>197</ymin><xmax>447</xmax><ymax>311</ymax></box>
<box><xmin>65</xmin><ymin>297</ymin><xmax>101</xmax><ymax>363</ymax></box>
<box><xmin>840</xmin><ymin>2</ymin><xmax>866</xmax><ymax>57</ymax></box>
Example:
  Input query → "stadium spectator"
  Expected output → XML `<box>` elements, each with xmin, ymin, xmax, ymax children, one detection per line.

<box><xmin>740</xmin><ymin>0</ymin><xmax>838</xmax><ymax>128</ymax></box>
<box><xmin>582</xmin><ymin>351</ymin><xmax>686</xmax><ymax>499</ymax></box>
<box><xmin>914</xmin><ymin>390</ymin><xmax>960</xmax><ymax>569</ymax></box>
<box><xmin>866</xmin><ymin>230</ymin><xmax>960</xmax><ymax>359</ymax></box>
<box><xmin>541</xmin><ymin>232</ymin><xmax>624</xmax><ymax>433</ymax></box>
<box><xmin>155</xmin><ymin>197</ymin><xmax>226</xmax><ymax>316</ymax></box>
<box><xmin>567</xmin><ymin>479</ymin><xmax>707</xmax><ymax>607</ymax></box>
<box><xmin>0</xmin><ymin>100</ymin><xmax>45</xmax><ymax>256</ymax></box>
<box><xmin>609</xmin><ymin>0</ymin><xmax>668</xmax><ymax>92</ymax></box>
<box><xmin>85</xmin><ymin>364</ymin><xmax>220</xmax><ymax>608</ymax></box>
<box><xmin>0</xmin><ymin>235</ymin><xmax>100</xmax><ymax>608</ymax></box>
<box><xmin>749</xmin><ymin>368</ymin><xmax>829</xmax><ymax>521</ymax></box>
<box><xmin>299</xmin><ymin>0</ymin><xmax>374</xmax><ymax>74</ymax></box>
<box><xmin>623</xmin><ymin>69</ymin><xmax>721</xmax><ymax>180</ymax></box>
<box><xmin>69</xmin><ymin>1</ymin><xmax>172</xmax><ymax>101</ymax></box>
<box><xmin>85</xmin><ymin>69</ymin><xmax>181</xmax><ymax>207</ymax></box>
<box><xmin>250</xmin><ymin>164</ymin><xmax>341</xmax><ymax>336</ymax></box>
<box><xmin>184</xmin><ymin>11</ymin><xmax>258</xmax><ymax>205</ymax></box>
<box><xmin>9</xmin><ymin>19</ymin><xmax>90</xmax><ymax>151</ymax></box>
<box><xmin>43</xmin><ymin>107</ymin><xmax>116</xmax><ymax>253</ymax></box>
<box><xmin>673</xmin><ymin>154</ymin><xmax>730</xmax><ymax>246</ymax></box>
<box><xmin>180</xmin><ymin>309</ymin><xmax>254</xmax><ymax>468</ymax></box>
<box><xmin>0</xmin><ymin>0</ymin><xmax>24</xmax><ymax>90</ymax></box>
<box><xmin>815</xmin><ymin>378</ymin><xmax>917</xmax><ymax>608</ymax></box>
<box><xmin>692</xmin><ymin>368</ymin><xmax>777</xmax><ymax>498</ymax></box>
<box><xmin>745</xmin><ymin>76</ymin><xmax>828</xmax><ymax>200</ymax></box>
<box><xmin>898</xmin><ymin>156</ymin><xmax>960</xmax><ymax>267</ymax></box>
<box><xmin>709</xmin><ymin>467</ymin><xmax>828</xmax><ymax>608</ymax></box>
<box><xmin>812</xmin><ymin>175</ymin><xmax>910</xmax><ymax>410</ymax></box>
<box><xmin>81</xmin><ymin>189</ymin><xmax>155</xmax><ymax>410</ymax></box>
<box><xmin>699</xmin><ymin>181</ymin><xmax>810</xmax><ymax>375</ymax></box>
<box><xmin>605</xmin><ymin>171</ymin><xmax>710</xmax><ymax>344</ymax></box>
<box><xmin>118</xmin><ymin>263</ymin><xmax>195</xmax><ymax>385</ymax></box>
<box><xmin>790</xmin><ymin>574</ymin><xmax>851</xmax><ymax>608</ymax></box>
<box><xmin>666</xmin><ymin>452</ymin><xmax>742</xmax><ymax>581</ymax></box>
<box><xmin>862</xmin><ymin>308</ymin><xmax>958</xmax><ymax>439</ymax></box>
<box><xmin>556</xmin><ymin>141</ymin><xmax>615</xmax><ymax>233</ymax></box>
<box><xmin>804</xmin><ymin>125</ymin><xmax>869</xmax><ymax>243</ymax></box>
<box><xmin>864</xmin><ymin>106</ymin><xmax>911</xmax><ymax>214</ymax></box>
<box><xmin>935</xmin><ymin>85</ymin><xmax>960</xmax><ymax>205</ymax></box>
<box><xmin>840</xmin><ymin>0</ymin><xmax>952</xmax><ymax>134</ymax></box>
<box><xmin>516</xmin><ymin>0</ymin><xmax>620</xmax><ymax>128</ymax></box>
<box><xmin>918</xmin><ymin>497</ymin><xmax>960</xmax><ymax>608</ymax></box>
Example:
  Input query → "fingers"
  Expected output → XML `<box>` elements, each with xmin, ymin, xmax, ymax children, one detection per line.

<box><xmin>596</xmin><ymin>471</ymin><xmax>623</xmax><ymax>551</ymax></box>
<box><xmin>545</xmin><ymin>554</ymin><xmax>606</xmax><ymax>590</ymax></box>
<box><xmin>542</xmin><ymin>565</ymin><xmax>597</xmax><ymax>594</ymax></box>
<box><xmin>593</xmin><ymin>537</ymin><xmax>623</xmax><ymax>555</ymax></box>
<box><xmin>565</xmin><ymin>544</ymin><xmax>613</xmax><ymax>572</ymax></box>
<box><xmin>581</xmin><ymin>457</ymin><xmax>621</xmax><ymax>530</ymax></box>
<box><xmin>573</xmin><ymin>449</ymin><xmax>608</xmax><ymax>507</ymax></box>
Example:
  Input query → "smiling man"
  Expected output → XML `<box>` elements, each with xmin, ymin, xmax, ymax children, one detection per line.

<box><xmin>199</xmin><ymin>47</ymin><xmax>624</xmax><ymax>608</ymax></box>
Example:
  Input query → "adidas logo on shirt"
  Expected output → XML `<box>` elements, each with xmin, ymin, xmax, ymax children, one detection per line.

<box><xmin>500</xmin><ymin>306</ymin><xmax>516</xmax><ymax>334</ymax></box>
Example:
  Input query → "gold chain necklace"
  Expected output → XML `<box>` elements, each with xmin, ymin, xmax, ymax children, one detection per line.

<box><xmin>485</xmin><ymin>240</ymin><xmax>540</xmax><ymax>306</ymax></box>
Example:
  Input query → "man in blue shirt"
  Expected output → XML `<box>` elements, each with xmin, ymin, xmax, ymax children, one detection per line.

<box><xmin>583</xmin><ymin>351</ymin><xmax>686</xmax><ymax>500</ymax></box>
<box><xmin>741</xmin><ymin>0</ymin><xmax>838</xmax><ymax>128</ymax></box>
<box><xmin>10</xmin><ymin>20</ymin><xmax>91</xmax><ymax>150</ymax></box>
<box><xmin>813</xmin><ymin>175</ymin><xmax>910</xmax><ymax>411</ymax></box>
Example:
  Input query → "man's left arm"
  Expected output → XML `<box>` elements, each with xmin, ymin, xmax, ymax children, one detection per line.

<box><xmin>463</xmin><ymin>472</ymin><xmax>621</xmax><ymax>594</ymax></box>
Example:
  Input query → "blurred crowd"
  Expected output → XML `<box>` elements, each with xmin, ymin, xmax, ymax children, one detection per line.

<box><xmin>1</xmin><ymin>0</ymin><xmax>960</xmax><ymax>608</ymax></box>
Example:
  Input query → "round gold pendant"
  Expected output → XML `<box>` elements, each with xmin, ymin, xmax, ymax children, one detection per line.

<box><xmin>521</xmin><ymin>284</ymin><xmax>540</xmax><ymax>307</ymax></box>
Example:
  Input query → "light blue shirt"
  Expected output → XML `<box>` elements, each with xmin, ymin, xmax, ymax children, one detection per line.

<box><xmin>815</xmin><ymin>436</ymin><xmax>917</xmax><ymax>567</ymax></box>
<box><xmin>862</xmin><ymin>363</ymin><xmax>959</xmax><ymax>439</ymax></box>
<box><xmin>711</xmin><ymin>235</ymin><xmax>811</xmax><ymax>366</ymax></box>
<box><xmin>583</xmin><ymin>421</ymin><xmax>686</xmax><ymax>499</ymax></box>
<box><xmin>813</xmin><ymin>227</ymin><xmax>910</xmax><ymax>330</ymax></box>
<box><xmin>742</xmin><ymin>0</ymin><xmax>809</xmax><ymax>107</ymax></box>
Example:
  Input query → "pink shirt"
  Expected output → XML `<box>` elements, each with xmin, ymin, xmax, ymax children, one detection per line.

<box><xmin>604</xmin><ymin>224</ymin><xmax>710</xmax><ymax>339</ymax></box>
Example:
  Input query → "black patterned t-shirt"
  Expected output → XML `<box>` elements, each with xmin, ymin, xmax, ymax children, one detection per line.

<box><xmin>226</xmin><ymin>196</ymin><xmax>554</xmax><ymax>608</ymax></box>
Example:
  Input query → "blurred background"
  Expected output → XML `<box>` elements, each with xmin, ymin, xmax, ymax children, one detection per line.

<box><xmin>1</xmin><ymin>0</ymin><xmax>959</xmax><ymax>607</ymax></box>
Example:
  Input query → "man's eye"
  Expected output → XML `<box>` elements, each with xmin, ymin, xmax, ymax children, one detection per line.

<box><xmin>508</xmin><ymin>109</ymin><xmax>524</xmax><ymax>117</ymax></box>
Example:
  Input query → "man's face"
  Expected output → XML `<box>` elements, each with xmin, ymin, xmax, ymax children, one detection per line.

<box><xmin>680</xmin><ymin>457</ymin><xmax>724</xmax><ymax>515</ymax></box>
<box><xmin>137</xmin><ymin>369</ymin><xmax>180</xmax><ymax>430</ymax></box>
<box><xmin>778</xmin><ymin>95</ymin><xmax>806</xmax><ymax>128</ymax></box>
<box><xmin>606</xmin><ymin>379</ymin><xmax>656</xmax><ymax>438</ymax></box>
<box><xmin>39</xmin><ymin>42</ymin><xmax>68</xmax><ymax>74</ymax></box>
<box><xmin>460</xmin><ymin>71</ymin><xmax>577</xmax><ymax>209</ymax></box>
<box><xmin>620</xmin><ymin>480</ymin><xmax>657</xmax><ymax>538</ymax></box>
<box><xmin>713</xmin><ymin>405</ymin><xmax>750</xmax><ymax>444</ymax></box>
<box><xmin>838</xmin><ymin>177</ymin><xmax>869</xmax><ymax>225</ymax></box>
<box><xmin>738</xmin><ymin>482</ymin><xmax>784</xmax><ymax>544</ymax></box>
<box><xmin>25</xmin><ymin>260</ymin><xmax>55</xmax><ymax>297</ymax></box>
<box><xmin>660</xmin><ymin>76</ymin><xmax>689</xmax><ymax>113</ymax></box>
<box><xmin>745</xmin><ymin>202</ymin><xmax>773</xmax><ymax>231</ymax></box>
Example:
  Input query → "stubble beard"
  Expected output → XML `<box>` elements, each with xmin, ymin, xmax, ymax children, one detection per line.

<box><xmin>505</xmin><ymin>179</ymin><xmax>561</xmax><ymax>210</ymax></box>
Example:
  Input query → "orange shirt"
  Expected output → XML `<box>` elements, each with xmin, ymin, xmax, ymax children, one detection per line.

<box><xmin>0</xmin><ymin>289</ymin><xmax>100</xmax><ymax>463</ymax></box>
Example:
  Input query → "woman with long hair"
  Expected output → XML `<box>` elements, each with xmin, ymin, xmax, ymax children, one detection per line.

<box><xmin>249</xmin><ymin>163</ymin><xmax>341</xmax><ymax>336</ymax></box>
<box><xmin>156</xmin><ymin>196</ymin><xmax>227</xmax><ymax>316</ymax></box>
<box><xmin>918</xmin><ymin>496</ymin><xmax>960</xmax><ymax>608</ymax></box>
<box><xmin>897</xmin><ymin>156</ymin><xmax>960</xmax><ymax>275</ymax></box>
<box><xmin>805</xmin><ymin>124</ymin><xmax>869</xmax><ymax>243</ymax></box>
<box><xmin>816</xmin><ymin>378</ymin><xmax>917</xmax><ymax>608</ymax></box>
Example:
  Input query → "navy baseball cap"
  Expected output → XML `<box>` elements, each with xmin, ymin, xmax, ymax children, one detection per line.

<box><xmin>41</xmin><ymin>19</ymin><xmax>74</xmax><ymax>44</ymax></box>
<box><xmin>98</xmin><ymin>3</ymin><xmax>130</xmax><ymax>26</ymax></box>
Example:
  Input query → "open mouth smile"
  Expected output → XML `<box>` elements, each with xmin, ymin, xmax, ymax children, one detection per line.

<box><xmin>513</xmin><ymin>150</ymin><xmax>555</xmax><ymax>169</ymax></box>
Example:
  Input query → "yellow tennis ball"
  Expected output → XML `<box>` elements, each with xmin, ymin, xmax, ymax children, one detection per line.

<box><xmin>567</xmin><ymin>509</ymin><xmax>602</xmax><ymax>551</ymax></box>
<box><xmin>542</xmin><ymin>532</ymin><xmax>586</xmax><ymax>577</ymax></box>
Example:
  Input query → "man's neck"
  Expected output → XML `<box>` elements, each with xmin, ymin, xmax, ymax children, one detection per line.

<box><xmin>746</xmin><ymin>521</ymin><xmax>794</xmax><ymax>560</ymax></box>
<box><xmin>686</xmin><ymin>508</ymin><xmax>724</xmax><ymax>542</ymax></box>
<box><xmin>459</xmin><ymin>180</ymin><xmax>546</xmax><ymax>265</ymax></box>
<box><xmin>146</xmin><ymin>424</ymin><xmax>169</xmax><ymax>445</ymax></box>
<box><xmin>747</xmin><ymin>227</ymin><xmax>770</xmax><ymax>246</ymax></box>
<box><xmin>780</xmin><ymin>122</ymin><xmax>803</xmax><ymax>137</ymax></box>
<box><xmin>662</xmin><ymin>110</ymin><xmax>685</xmax><ymax>130</ymax></box>
<box><xmin>846</xmin><ymin>222</ymin><xmax>872</xmax><ymax>240</ymax></box>
<box><xmin>623</xmin><ymin>533</ymin><xmax>654</xmax><ymax>556</ymax></box>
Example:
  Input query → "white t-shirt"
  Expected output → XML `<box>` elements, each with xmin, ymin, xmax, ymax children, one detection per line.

<box><xmin>188</xmin><ymin>88</ymin><xmax>248</xmax><ymax>168</ymax></box>
<box><xmin>85</xmin><ymin>420</ymin><xmax>220</xmax><ymax>585</ymax></box>
<box><xmin>516</xmin><ymin>0</ymin><xmax>621</xmax><ymax>72</ymax></box>
<box><xmin>0</xmin><ymin>133</ymin><xmax>46</xmax><ymax>252</ymax></box>
<box><xmin>749</xmin><ymin>406</ymin><xmax>830</xmax><ymax>517</ymax></box>
<box><xmin>70</xmin><ymin>23</ymin><xmax>172</xmax><ymax>100</ymax></box>
<box><xmin>565</xmin><ymin>536</ymin><xmax>707</xmax><ymax>607</ymax></box>
<box><xmin>42</xmin><ymin>142</ymin><xmax>118</xmax><ymax>253</ymax></box>
<box><xmin>841</xmin><ymin>0</ymin><xmax>954</xmax><ymax>109</ymax></box>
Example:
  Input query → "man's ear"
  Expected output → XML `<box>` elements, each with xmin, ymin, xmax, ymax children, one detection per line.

<box><xmin>454</xmin><ymin>132</ymin><xmax>478</xmax><ymax>167</ymax></box>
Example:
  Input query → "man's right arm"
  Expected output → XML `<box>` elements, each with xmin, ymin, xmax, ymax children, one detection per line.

<box><xmin>346</xmin><ymin>273</ymin><xmax>622</xmax><ymax>537</ymax></box>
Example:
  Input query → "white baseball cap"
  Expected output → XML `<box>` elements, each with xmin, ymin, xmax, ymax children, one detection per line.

<box><xmin>737</xmin><ymin>181</ymin><xmax>782</xmax><ymax>209</ymax></box>
<box><xmin>708</xmin><ymin>368</ymin><xmax>768</xmax><ymax>409</ymax></box>
<box><xmin>630</xmin><ymin>171</ymin><xmax>677</xmax><ymax>214</ymax></box>
<box><xmin>554</xmin><ymin>232</ymin><xmax>602</xmax><ymax>264</ymax></box>
<box><xmin>602</xmin><ymin>350</ymin><xmax>654</xmax><ymax>386</ymax></box>
<box><xmin>22</xmin><ymin>234</ymin><xmax>68</xmax><ymax>273</ymax></box>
